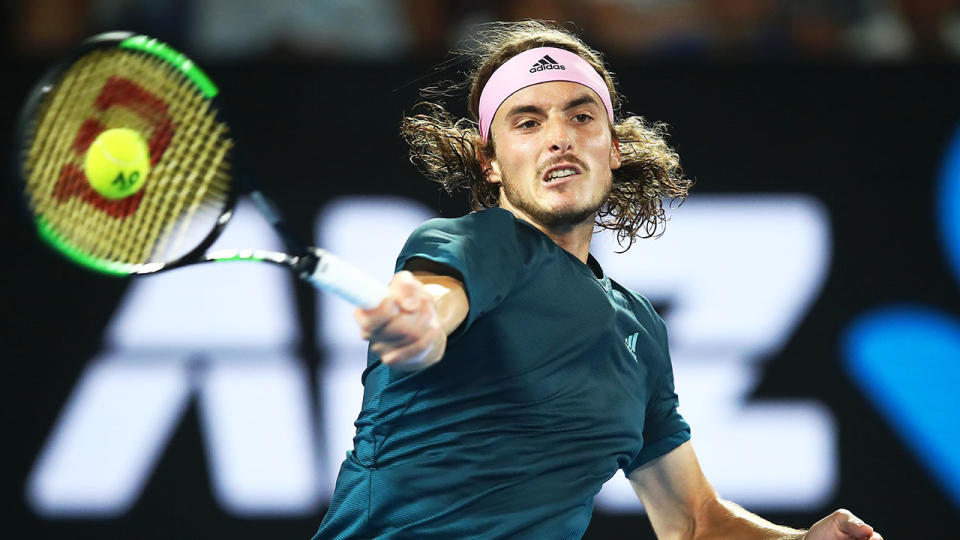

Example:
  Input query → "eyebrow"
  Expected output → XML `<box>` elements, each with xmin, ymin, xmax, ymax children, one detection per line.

<box><xmin>504</xmin><ymin>93</ymin><xmax>601</xmax><ymax>118</ymax></box>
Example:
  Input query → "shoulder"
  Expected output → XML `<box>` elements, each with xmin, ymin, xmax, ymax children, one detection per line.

<box><xmin>411</xmin><ymin>207</ymin><xmax>520</xmax><ymax>237</ymax></box>
<box><xmin>407</xmin><ymin>208</ymin><xmax>546</xmax><ymax>250</ymax></box>
<box><xmin>612</xmin><ymin>281</ymin><xmax>664</xmax><ymax>326</ymax></box>
<box><xmin>397</xmin><ymin>208</ymin><xmax>551</xmax><ymax>276</ymax></box>
<box><xmin>611</xmin><ymin>279</ymin><xmax>668</xmax><ymax>342</ymax></box>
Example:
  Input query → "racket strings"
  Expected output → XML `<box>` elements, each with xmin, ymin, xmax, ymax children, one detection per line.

<box><xmin>28</xmin><ymin>55</ymin><xmax>138</xmax><ymax>259</ymax></box>
<box><xmin>23</xmin><ymin>48</ymin><xmax>232</xmax><ymax>269</ymax></box>
<box><xmin>151</xmin><ymin>100</ymin><xmax>232</xmax><ymax>262</ymax></box>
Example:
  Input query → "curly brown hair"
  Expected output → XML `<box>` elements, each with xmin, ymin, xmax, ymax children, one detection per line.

<box><xmin>401</xmin><ymin>20</ymin><xmax>691</xmax><ymax>249</ymax></box>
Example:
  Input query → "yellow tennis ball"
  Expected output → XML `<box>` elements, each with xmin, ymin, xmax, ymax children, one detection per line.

<box><xmin>84</xmin><ymin>128</ymin><xmax>151</xmax><ymax>199</ymax></box>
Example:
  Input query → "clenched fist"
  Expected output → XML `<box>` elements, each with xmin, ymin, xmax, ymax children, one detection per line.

<box><xmin>803</xmin><ymin>509</ymin><xmax>882</xmax><ymax>540</ymax></box>
<box><xmin>354</xmin><ymin>270</ymin><xmax>449</xmax><ymax>370</ymax></box>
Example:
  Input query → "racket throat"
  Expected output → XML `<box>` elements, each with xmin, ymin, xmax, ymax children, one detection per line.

<box><xmin>292</xmin><ymin>250</ymin><xmax>320</xmax><ymax>279</ymax></box>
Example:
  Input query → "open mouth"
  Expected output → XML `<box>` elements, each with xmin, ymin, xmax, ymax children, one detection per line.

<box><xmin>543</xmin><ymin>166</ymin><xmax>580</xmax><ymax>183</ymax></box>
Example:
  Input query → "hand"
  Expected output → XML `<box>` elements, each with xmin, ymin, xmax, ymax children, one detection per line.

<box><xmin>354</xmin><ymin>270</ymin><xmax>446</xmax><ymax>370</ymax></box>
<box><xmin>803</xmin><ymin>509</ymin><xmax>882</xmax><ymax>540</ymax></box>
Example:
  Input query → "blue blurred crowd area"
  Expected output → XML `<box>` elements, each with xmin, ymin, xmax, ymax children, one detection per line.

<box><xmin>6</xmin><ymin>0</ymin><xmax>960</xmax><ymax>62</ymax></box>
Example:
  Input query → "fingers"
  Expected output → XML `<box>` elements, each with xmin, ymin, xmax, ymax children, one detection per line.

<box><xmin>354</xmin><ymin>297</ymin><xmax>398</xmax><ymax>338</ymax></box>
<box><xmin>368</xmin><ymin>300</ymin><xmax>433</xmax><ymax>350</ymax></box>
<box><xmin>391</xmin><ymin>270</ymin><xmax>424</xmax><ymax>312</ymax></box>
<box><xmin>834</xmin><ymin>509</ymin><xmax>877</xmax><ymax>539</ymax></box>
<box><xmin>807</xmin><ymin>508</ymin><xmax>881</xmax><ymax>540</ymax></box>
<box><xmin>381</xmin><ymin>324</ymin><xmax>444</xmax><ymax>368</ymax></box>
<box><xmin>353</xmin><ymin>271</ymin><xmax>424</xmax><ymax>337</ymax></box>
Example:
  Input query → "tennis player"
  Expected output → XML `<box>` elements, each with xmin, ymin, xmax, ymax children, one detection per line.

<box><xmin>313</xmin><ymin>21</ymin><xmax>881</xmax><ymax>540</ymax></box>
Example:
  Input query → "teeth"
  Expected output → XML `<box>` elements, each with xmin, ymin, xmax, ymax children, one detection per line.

<box><xmin>546</xmin><ymin>168</ymin><xmax>577</xmax><ymax>182</ymax></box>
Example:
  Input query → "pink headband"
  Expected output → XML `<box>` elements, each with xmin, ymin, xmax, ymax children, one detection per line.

<box><xmin>478</xmin><ymin>46</ymin><xmax>614</xmax><ymax>143</ymax></box>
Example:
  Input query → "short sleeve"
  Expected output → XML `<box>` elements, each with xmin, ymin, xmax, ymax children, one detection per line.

<box><xmin>395</xmin><ymin>209</ymin><xmax>541</xmax><ymax>333</ymax></box>
<box><xmin>623</xmin><ymin>313</ymin><xmax>691</xmax><ymax>474</ymax></box>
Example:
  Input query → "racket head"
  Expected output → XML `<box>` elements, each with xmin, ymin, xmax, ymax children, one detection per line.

<box><xmin>16</xmin><ymin>31</ymin><xmax>236</xmax><ymax>276</ymax></box>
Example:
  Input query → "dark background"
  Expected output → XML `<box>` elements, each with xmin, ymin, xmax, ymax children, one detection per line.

<box><xmin>4</xmin><ymin>2</ymin><xmax>960</xmax><ymax>539</ymax></box>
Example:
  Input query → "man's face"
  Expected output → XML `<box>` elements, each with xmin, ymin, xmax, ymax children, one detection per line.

<box><xmin>485</xmin><ymin>81</ymin><xmax>621</xmax><ymax>229</ymax></box>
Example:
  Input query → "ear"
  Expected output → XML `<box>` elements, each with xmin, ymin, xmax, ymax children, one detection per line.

<box><xmin>477</xmin><ymin>146</ymin><xmax>503</xmax><ymax>185</ymax></box>
<box><xmin>609</xmin><ymin>137</ymin><xmax>622</xmax><ymax>170</ymax></box>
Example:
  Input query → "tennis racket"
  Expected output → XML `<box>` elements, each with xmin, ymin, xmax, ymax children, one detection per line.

<box><xmin>15</xmin><ymin>31</ymin><xmax>387</xmax><ymax>308</ymax></box>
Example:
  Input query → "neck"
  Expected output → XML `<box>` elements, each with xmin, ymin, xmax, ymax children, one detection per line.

<box><xmin>498</xmin><ymin>202</ymin><xmax>594</xmax><ymax>263</ymax></box>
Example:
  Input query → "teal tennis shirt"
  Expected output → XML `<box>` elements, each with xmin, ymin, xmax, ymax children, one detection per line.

<box><xmin>313</xmin><ymin>208</ymin><xmax>690</xmax><ymax>539</ymax></box>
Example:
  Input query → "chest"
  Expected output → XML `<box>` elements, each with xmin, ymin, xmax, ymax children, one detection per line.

<box><xmin>460</xmin><ymin>264</ymin><xmax>658</xmax><ymax>440</ymax></box>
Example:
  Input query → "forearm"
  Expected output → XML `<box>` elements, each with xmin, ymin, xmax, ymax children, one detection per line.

<box><xmin>633</xmin><ymin>444</ymin><xmax>879</xmax><ymax>540</ymax></box>
<box><xmin>693</xmin><ymin>498</ymin><xmax>805</xmax><ymax>540</ymax></box>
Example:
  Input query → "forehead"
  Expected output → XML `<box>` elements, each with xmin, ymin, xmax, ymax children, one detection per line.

<box><xmin>496</xmin><ymin>81</ymin><xmax>604</xmax><ymax>118</ymax></box>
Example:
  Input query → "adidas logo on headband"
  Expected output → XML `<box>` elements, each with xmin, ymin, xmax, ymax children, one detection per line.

<box><xmin>529</xmin><ymin>54</ymin><xmax>566</xmax><ymax>73</ymax></box>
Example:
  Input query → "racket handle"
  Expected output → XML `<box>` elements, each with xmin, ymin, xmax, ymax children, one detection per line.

<box><xmin>302</xmin><ymin>248</ymin><xmax>388</xmax><ymax>309</ymax></box>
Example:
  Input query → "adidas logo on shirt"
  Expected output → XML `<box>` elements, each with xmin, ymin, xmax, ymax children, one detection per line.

<box><xmin>624</xmin><ymin>332</ymin><xmax>639</xmax><ymax>359</ymax></box>
<box><xmin>529</xmin><ymin>54</ymin><xmax>566</xmax><ymax>73</ymax></box>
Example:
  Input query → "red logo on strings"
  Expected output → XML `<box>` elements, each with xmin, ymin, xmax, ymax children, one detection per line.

<box><xmin>51</xmin><ymin>77</ymin><xmax>175</xmax><ymax>218</ymax></box>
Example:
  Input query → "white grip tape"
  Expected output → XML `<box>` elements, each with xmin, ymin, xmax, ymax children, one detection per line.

<box><xmin>304</xmin><ymin>249</ymin><xmax>388</xmax><ymax>309</ymax></box>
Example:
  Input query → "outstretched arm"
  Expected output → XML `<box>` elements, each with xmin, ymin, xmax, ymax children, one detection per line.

<box><xmin>629</xmin><ymin>441</ymin><xmax>882</xmax><ymax>540</ymax></box>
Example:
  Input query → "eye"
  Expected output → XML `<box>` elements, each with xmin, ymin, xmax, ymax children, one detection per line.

<box><xmin>572</xmin><ymin>113</ymin><xmax>593</xmax><ymax>123</ymax></box>
<box><xmin>516</xmin><ymin>119</ymin><xmax>539</xmax><ymax>130</ymax></box>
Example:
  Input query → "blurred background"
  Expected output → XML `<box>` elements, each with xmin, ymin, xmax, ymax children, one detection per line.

<box><xmin>2</xmin><ymin>1</ymin><xmax>959</xmax><ymax>538</ymax></box>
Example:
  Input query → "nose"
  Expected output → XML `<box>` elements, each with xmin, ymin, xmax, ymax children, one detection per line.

<box><xmin>545</xmin><ymin>116</ymin><xmax>572</xmax><ymax>154</ymax></box>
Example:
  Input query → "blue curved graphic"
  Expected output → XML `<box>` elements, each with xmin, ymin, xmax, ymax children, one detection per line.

<box><xmin>940</xmin><ymin>125</ymin><xmax>960</xmax><ymax>283</ymax></box>
<box><xmin>844</xmin><ymin>308</ymin><xmax>960</xmax><ymax>505</ymax></box>
<box><xmin>844</xmin><ymin>122</ymin><xmax>960</xmax><ymax>509</ymax></box>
